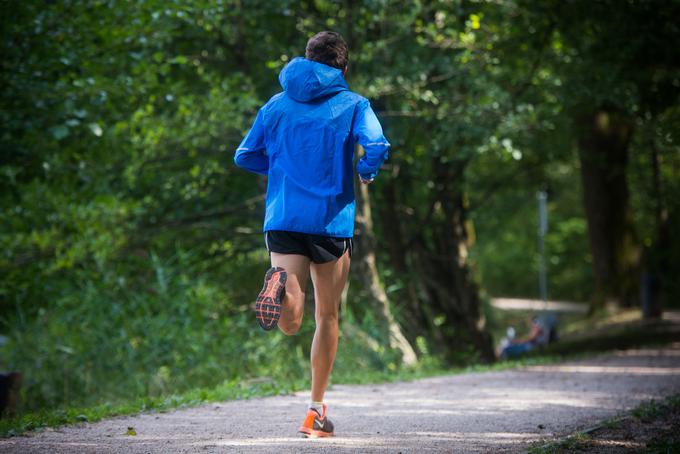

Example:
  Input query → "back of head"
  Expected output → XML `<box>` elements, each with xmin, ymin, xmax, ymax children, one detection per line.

<box><xmin>305</xmin><ymin>31</ymin><xmax>348</xmax><ymax>70</ymax></box>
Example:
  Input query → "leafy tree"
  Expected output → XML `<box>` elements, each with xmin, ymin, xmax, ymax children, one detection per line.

<box><xmin>533</xmin><ymin>0</ymin><xmax>680</xmax><ymax>311</ymax></box>
<box><xmin>1</xmin><ymin>0</ymin><xmax>678</xmax><ymax>414</ymax></box>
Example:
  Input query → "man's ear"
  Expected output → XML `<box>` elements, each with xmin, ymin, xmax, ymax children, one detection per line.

<box><xmin>342</xmin><ymin>65</ymin><xmax>348</xmax><ymax>77</ymax></box>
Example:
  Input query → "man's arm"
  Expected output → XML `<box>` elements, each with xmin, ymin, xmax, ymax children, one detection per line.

<box><xmin>234</xmin><ymin>109</ymin><xmax>268</xmax><ymax>175</ymax></box>
<box><xmin>353</xmin><ymin>100</ymin><xmax>390</xmax><ymax>182</ymax></box>
<box><xmin>512</xmin><ymin>324</ymin><xmax>543</xmax><ymax>344</ymax></box>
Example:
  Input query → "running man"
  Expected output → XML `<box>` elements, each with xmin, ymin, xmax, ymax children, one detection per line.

<box><xmin>234</xmin><ymin>31</ymin><xmax>390</xmax><ymax>437</ymax></box>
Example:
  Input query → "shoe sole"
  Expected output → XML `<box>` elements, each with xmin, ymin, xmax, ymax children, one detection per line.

<box><xmin>298</xmin><ymin>427</ymin><xmax>334</xmax><ymax>438</ymax></box>
<box><xmin>255</xmin><ymin>267</ymin><xmax>287</xmax><ymax>331</ymax></box>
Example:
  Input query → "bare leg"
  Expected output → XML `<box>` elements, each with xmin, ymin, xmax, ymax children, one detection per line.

<box><xmin>309</xmin><ymin>251</ymin><xmax>351</xmax><ymax>402</ymax></box>
<box><xmin>270</xmin><ymin>252</ymin><xmax>310</xmax><ymax>335</ymax></box>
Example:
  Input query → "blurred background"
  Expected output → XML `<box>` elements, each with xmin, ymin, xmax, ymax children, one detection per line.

<box><xmin>1</xmin><ymin>0</ymin><xmax>678</xmax><ymax>420</ymax></box>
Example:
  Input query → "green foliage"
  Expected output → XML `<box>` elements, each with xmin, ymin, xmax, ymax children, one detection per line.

<box><xmin>1</xmin><ymin>0</ymin><xmax>678</xmax><ymax>421</ymax></box>
<box><xmin>1</xmin><ymin>249</ymin><xmax>415</xmax><ymax>413</ymax></box>
<box><xmin>0</xmin><ymin>0</ymin><xmax>425</xmax><ymax>417</ymax></box>
<box><xmin>468</xmin><ymin>153</ymin><xmax>594</xmax><ymax>301</ymax></box>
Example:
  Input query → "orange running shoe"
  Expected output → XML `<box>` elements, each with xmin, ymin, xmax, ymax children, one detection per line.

<box><xmin>255</xmin><ymin>267</ymin><xmax>287</xmax><ymax>331</ymax></box>
<box><xmin>298</xmin><ymin>404</ymin><xmax>335</xmax><ymax>438</ymax></box>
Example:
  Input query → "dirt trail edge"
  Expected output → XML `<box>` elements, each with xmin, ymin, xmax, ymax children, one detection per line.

<box><xmin>3</xmin><ymin>344</ymin><xmax>680</xmax><ymax>454</ymax></box>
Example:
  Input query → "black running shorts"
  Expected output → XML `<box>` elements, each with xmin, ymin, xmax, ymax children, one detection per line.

<box><xmin>264</xmin><ymin>230</ymin><xmax>353</xmax><ymax>264</ymax></box>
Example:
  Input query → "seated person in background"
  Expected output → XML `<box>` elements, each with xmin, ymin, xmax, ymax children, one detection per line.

<box><xmin>500</xmin><ymin>315</ymin><xmax>553</xmax><ymax>359</ymax></box>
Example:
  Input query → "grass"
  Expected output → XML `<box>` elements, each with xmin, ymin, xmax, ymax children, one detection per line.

<box><xmin>486</xmin><ymin>307</ymin><xmax>586</xmax><ymax>344</ymax></box>
<box><xmin>632</xmin><ymin>394</ymin><xmax>680</xmax><ymax>422</ymax></box>
<box><xmin>540</xmin><ymin>316</ymin><xmax>680</xmax><ymax>356</ymax></box>
<box><xmin>0</xmin><ymin>377</ymin><xmax>297</xmax><ymax>438</ymax></box>
<box><xmin>495</xmin><ymin>306</ymin><xmax>680</xmax><ymax>358</ymax></box>
<box><xmin>529</xmin><ymin>432</ymin><xmax>592</xmax><ymax>454</ymax></box>
<box><xmin>528</xmin><ymin>394</ymin><xmax>680</xmax><ymax>454</ymax></box>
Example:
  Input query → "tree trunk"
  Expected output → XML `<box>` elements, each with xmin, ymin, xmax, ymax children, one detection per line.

<box><xmin>353</xmin><ymin>149</ymin><xmax>418</xmax><ymax>366</ymax></box>
<box><xmin>412</xmin><ymin>159</ymin><xmax>495</xmax><ymax>363</ymax></box>
<box><xmin>379</xmin><ymin>167</ymin><xmax>434</xmax><ymax>341</ymax></box>
<box><xmin>641</xmin><ymin>136</ymin><xmax>669</xmax><ymax>319</ymax></box>
<box><xmin>378</xmin><ymin>158</ymin><xmax>494</xmax><ymax>364</ymax></box>
<box><xmin>577</xmin><ymin>108</ymin><xmax>640</xmax><ymax>312</ymax></box>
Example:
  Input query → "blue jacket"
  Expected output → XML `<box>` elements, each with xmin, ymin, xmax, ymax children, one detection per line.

<box><xmin>234</xmin><ymin>57</ymin><xmax>390</xmax><ymax>238</ymax></box>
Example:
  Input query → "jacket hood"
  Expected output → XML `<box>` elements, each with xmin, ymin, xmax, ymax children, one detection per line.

<box><xmin>279</xmin><ymin>57</ymin><xmax>348</xmax><ymax>102</ymax></box>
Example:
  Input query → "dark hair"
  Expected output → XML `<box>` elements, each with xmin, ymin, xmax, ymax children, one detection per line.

<box><xmin>305</xmin><ymin>31</ymin><xmax>348</xmax><ymax>70</ymax></box>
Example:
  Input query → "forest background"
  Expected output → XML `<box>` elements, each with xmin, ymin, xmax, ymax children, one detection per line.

<box><xmin>1</xmin><ymin>0</ymin><xmax>678</xmax><ymax>417</ymax></box>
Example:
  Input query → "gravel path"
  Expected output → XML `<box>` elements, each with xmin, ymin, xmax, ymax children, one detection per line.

<box><xmin>3</xmin><ymin>344</ymin><xmax>680</xmax><ymax>453</ymax></box>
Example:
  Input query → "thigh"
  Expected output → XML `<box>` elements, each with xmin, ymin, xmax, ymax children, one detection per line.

<box><xmin>503</xmin><ymin>343</ymin><xmax>532</xmax><ymax>358</ymax></box>
<box><xmin>307</xmin><ymin>235</ymin><xmax>352</xmax><ymax>264</ymax></box>
<box><xmin>310</xmin><ymin>251</ymin><xmax>350</xmax><ymax>316</ymax></box>
<box><xmin>271</xmin><ymin>252</ymin><xmax>311</xmax><ymax>303</ymax></box>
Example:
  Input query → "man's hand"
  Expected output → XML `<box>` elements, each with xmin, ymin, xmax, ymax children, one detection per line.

<box><xmin>359</xmin><ymin>176</ymin><xmax>374</xmax><ymax>185</ymax></box>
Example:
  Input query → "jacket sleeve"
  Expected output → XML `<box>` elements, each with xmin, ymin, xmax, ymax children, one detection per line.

<box><xmin>352</xmin><ymin>100</ymin><xmax>390</xmax><ymax>180</ymax></box>
<box><xmin>234</xmin><ymin>108</ymin><xmax>269</xmax><ymax>175</ymax></box>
